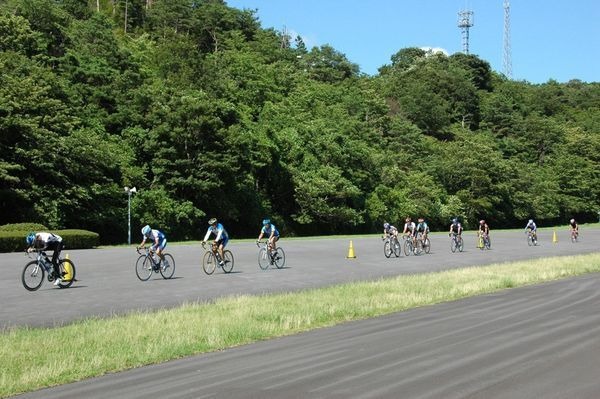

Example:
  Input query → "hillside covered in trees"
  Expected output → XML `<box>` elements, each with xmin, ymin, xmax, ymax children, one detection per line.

<box><xmin>1</xmin><ymin>0</ymin><xmax>598</xmax><ymax>243</ymax></box>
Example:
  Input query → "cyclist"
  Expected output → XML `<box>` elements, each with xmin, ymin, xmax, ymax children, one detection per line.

<box><xmin>416</xmin><ymin>217</ymin><xmax>429</xmax><ymax>242</ymax></box>
<box><xmin>569</xmin><ymin>218</ymin><xmax>578</xmax><ymax>240</ymax></box>
<box><xmin>449</xmin><ymin>218</ymin><xmax>462</xmax><ymax>237</ymax></box>
<box><xmin>478</xmin><ymin>219</ymin><xmax>490</xmax><ymax>242</ymax></box>
<box><xmin>382</xmin><ymin>222</ymin><xmax>399</xmax><ymax>241</ymax></box>
<box><xmin>138</xmin><ymin>225</ymin><xmax>169</xmax><ymax>270</ymax></box>
<box><xmin>257</xmin><ymin>218</ymin><xmax>279</xmax><ymax>252</ymax></box>
<box><xmin>203</xmin><ymin>218</ymin><xmax>229</xmax><ymax>266</ymax></box>
<box><xmin>525</xmin><ymin>219</ymin><xmax>537</xmax><ymax>243</ymax></box>
<box><xmin>402</xmin><ymin>217</ymin><xmax>416</xmax><ymax>240</ymax></box>
<box><xmin>26</xmin><ymin>231</ymin><xmax>64</xmax><ymax>286</ymax></box>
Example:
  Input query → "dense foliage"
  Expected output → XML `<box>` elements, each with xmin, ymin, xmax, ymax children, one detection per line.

<box><xmin>0</xmin><ymin>0</ymin><xmax>598</xmax><ymax>243</ymax></box>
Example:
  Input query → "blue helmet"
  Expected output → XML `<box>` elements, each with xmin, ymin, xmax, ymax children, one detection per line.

<box><xmin>25</xmin><ymin>232</ymin><xmax>36</xmax><ymax>246</ymax></box>
<box><xmin>141</xmin><ymin>225</ymin><xmax>151</xmax><ymax>235</ymax></box>
<box><xmin>262</xmin><ymin>219</ymin><xmax>270</xmax><ymax>225</ymax></box>
<box><xmin>452</xmin><ymin>218</ymin><xmax>458</xmax><ymax>224</ymax></box>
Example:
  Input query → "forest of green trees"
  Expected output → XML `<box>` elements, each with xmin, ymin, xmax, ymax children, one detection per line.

<box><xmin>1</xmin><ymin>0</ymin><xmax>599</xmax><ymax>243</ymax></box>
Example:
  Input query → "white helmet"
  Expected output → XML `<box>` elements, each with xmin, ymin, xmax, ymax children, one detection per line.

<box><xmin>570</xmin><ymin>219</ymin><xmax>575</xmax><ymax>223</ymax></box>
<box><xmin>141</xmin><ymin>225</ymin><xmax>151</xmax><ymax>235</ymax></box>
<box><xmin>528</xmin><ymin>219</ymin><xmax>533</xmax><ymax>224</ymax></box>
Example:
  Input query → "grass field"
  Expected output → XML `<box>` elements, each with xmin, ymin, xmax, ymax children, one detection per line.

<box><xmin>2</xmin><ymin>253</ymin><xmax>600</xmax><ymax>397</ymax></box>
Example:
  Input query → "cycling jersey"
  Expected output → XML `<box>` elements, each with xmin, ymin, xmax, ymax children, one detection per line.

<box><xmin>570</xmin><ymin>222</ymin><xmax>578</xmax><ymax>229</ymax></box>
<box><xmin>261</xmin><ymin>224</ymin><xmax>279</xmax><ymax>237</ymax></box>
<box><xmin>450</xmin><ymin>223</ymin><xmax>462</xmax><ymax>233</ymax></box>
<box><xmin>145</xmin><ymin>229</ymin><xmax>167</xmax><ymax>250</ymax></box>
<box><xmin>33</xmin><ymin>232</ymin><xmax>62</xmax><ymax>248</ymax></box>
<box><xmin>416</xmin><ymin>222</ymin><xmax>429</xmax><ymax>233</ymax></box>
<box><xmin>204</xmin><ymin>223</ymin><xmax>229</xmax><ymax>246</ymax></box>
<box><xmin>404</xmin><ymin>222</ymin><xmax>416</xmax><ymax>233</ymax></box>
<box><xmin>384</xmin><ymin>225</ymin><xmax>398</xmax><ymax>234</ymax></box>
<box><xmin>525</xmin><ymin>222</ymin><xmax>537</xmax><ymax>231</ymax></box>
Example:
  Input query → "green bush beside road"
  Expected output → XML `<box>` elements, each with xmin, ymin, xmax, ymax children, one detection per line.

<box><xmin>0</xmin><ymin>229</ymin><xmax>99</xmax><ymax>252</ymax></box>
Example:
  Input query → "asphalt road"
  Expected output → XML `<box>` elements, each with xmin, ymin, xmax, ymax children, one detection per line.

<box><xmin>1</xmin><ymin>228</ymin><xmax>598</xmax><ymax>329</ymax></box>
<box><xmin>15</xmin><ymin>272</ymin><xmax>600</xmax><ymax>399</ymax></box>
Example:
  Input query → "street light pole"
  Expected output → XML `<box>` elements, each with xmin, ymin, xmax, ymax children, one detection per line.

<box><xmin>124</xmin><ymin>187</ymin><xmax>137</xmax><ymax>245</ymax></box>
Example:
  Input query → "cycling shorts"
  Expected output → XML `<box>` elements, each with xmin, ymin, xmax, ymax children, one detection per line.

<box><xmin>153</xmin><ymin>238</ymin><xmax>167</xmax><ymax>251</ymax></box>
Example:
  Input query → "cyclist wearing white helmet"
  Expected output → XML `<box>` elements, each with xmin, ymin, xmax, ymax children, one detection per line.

<box><xmin>382</xmin><ymin>222</ymin><xmax>399</xmax><ymax>240</ymax></box>
<box><xmin>138</xmin><ymin>225</ymin><xmax>169</xmax><ymax>269</ymax></box>
<box><xmin>26</xmin><ymin>231</ymin><xmax>64</xmax><ymax>286</ymax></box>
<box><xmin>525</xmin><ymin>219</ymin><xmax>538</xmax><ymax>242</ymax></box>
<box><xmin>257</xmin><ymin>218</ymin><xmax>280</xmax><ymax>252</ymax></box>
<box><xmin>569</xmin><ymin>218</ymin><xmax>578</xmax><ymax>238</ymax></box>
<box><xmin>203</xmin><ymin>218</ymin><xmax>229</xmax><ymax>266</ymax></box>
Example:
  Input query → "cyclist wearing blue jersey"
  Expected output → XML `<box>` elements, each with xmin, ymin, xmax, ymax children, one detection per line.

<box><xmin>138</xmin><ymin>225</ymin><xmax>169</xmax><ymax>270</ymax></box>
<box><xmin>203</xmin><ymin>218</ymin><xmax>229</xmax><ymax>266</ymax></box>
<box><xmin>257</xmin><ymin>219</ymin><xmax>279</xmax><ymax>252</ymax></box>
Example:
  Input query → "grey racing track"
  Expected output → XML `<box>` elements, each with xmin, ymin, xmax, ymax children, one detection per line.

<box><xmin>5</xmin><ymin>228</ymin><xmax>600</xmax><ymax>398</ymax></box>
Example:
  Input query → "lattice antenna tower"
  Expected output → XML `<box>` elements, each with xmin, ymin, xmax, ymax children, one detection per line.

<box><xmin>458</xmin><ymin>9</ymin><xmax>474</xmax><ymax>54</ymax></box>
<box><xmin>503</xmin><ymin>0</ymin><xmax>513</xmax><ymax>78</ymax></box>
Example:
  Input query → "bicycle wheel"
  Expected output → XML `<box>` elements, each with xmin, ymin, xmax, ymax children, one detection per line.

<box><xmin>457</xmin><ymin>236</ymin><xmax>464</xmax><ymax>252</ymax></box>
<box><xmin>571</xmin><ymin>233</ymin><xmax>578</xmax><ymax>243</ymax></box>
<box><xmin>258</xmin><ymin>248</ymin><xmax>270</xmax><ymax>270</ymax></box>
<box><xmin>527</xmin><ymin>234</ymin><xmax>533</xmax><ymax>246</ymax></box>
<box><xmin>274</xmin><ymin>247</ymin><xmax>286</xmax><ymax>269</ymax></box>
<box><xmin>404</xmin><ymin>239</ymin><xmax>413</xmax><ymax>256</ymax></box>
<box><xmin>423</xmin><ymin>238</ymin><xmax>431</xmax><ymax>254</ymax></box>
<box><xmin>222</xmin><ymin>250</ymin><xmax>234</xmax><ymax>273</ymax></box>
<box><xmin>203</xmin><ymin>251</ymin><xmax>216</xmax><ymax>275</ymax></box>
<box><xmin>383</xmin><ymin>240</ymin><xmax>392</xmax><ymax>258</ymax></box>
<box><xmin>57</xmin><ymin>258</ymin><xmax>76</xmax><ymax>288</ymax></box>
<box><xmin>450</xmin><ymin>237</ymin><xmax>457</xmax><ymax>253</ymax></box>
<box><xmin>392</xmin><ymin>239</ymin><xmax>402</xmax><ymax>257</ymax></box>
<box><xmin>414</xmin><ymin>239</ymin><xmax>423</xmax><ymax>255</ymax></box>
<box><xmin>135</xmin><ymin>255</ymin><xmax>153</xmax><ymax>281</ymax></box>
<box><xmin>159</xmin><ymin>254</ymin><xmax>175</xmax><ymax>279</ymax></box>
<box><xmin>484</xmin><ymin>236</ymin><xmax>491</xmax><ymax>250</ymax></box>
<box><xmin>22</xmin><ymin>261</ymin><xmax>44</xmax><ymax>291</ymax></box>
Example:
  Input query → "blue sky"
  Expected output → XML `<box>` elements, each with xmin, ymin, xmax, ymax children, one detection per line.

<box><xmin>227</xmin><ymin>0</ymin><xmax>600</xmax><ymax>84</ymax></box>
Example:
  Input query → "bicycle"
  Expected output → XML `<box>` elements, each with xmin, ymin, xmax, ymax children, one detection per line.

<box><xmin>257</xmin><ymin>241</ymin><xmax>286</xmax><ymax>270</ymax></box>
<box><xmin>526</xmin><ymin>230</ymin><xmax>538</xmax><ymax>246</ymax></box>
<box><xmin>478</xmin><ymin>232</ymin><xmax>491</xmax><ymax>250</ymax></box>
<box><xmin>383</xmin><ymin>235</ymin><xmax>402</xmax><ymax>258</ymax></box>
<box><xmin>135</xmin><ymin>247</ymin><xmax>175</xmax><ymax>281</ymax></box>
<box><xmin>202</xmin><ymin>241</ymin><xmax>234</xmax><ymax>275</ymax></box>
<box><xmin>450</xmin><ymin>232</ymin><xmax>464</xmax><ymax>253</ymax></box>
<box><xmin>403</xmin><ymin>234</ymin><xmax>422</xmax><ymax>256</ymax></box>
<box><xmin>22</xmin><ymin>250</ymin><xmax>76</xmax><ymax>291</ymax></box>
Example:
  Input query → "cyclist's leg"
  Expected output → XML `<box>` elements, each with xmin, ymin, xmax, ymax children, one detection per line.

<box><xmin>156</xmin><ymin>238</ymin><xmax>167</xmax><ymax>262</ymax></box>
<box><xmin>49</xmin><ymin>241</ymin><xmax>63</xmax><ymax>277</ymax></box>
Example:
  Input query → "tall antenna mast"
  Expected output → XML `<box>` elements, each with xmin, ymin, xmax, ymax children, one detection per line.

<box><xmin>503</xmin><ymin>0</ymin><xmax>513</xmax><ymax>78</ymax></box>
<box><xmin>458</xmin><ymin>9</ymin><xmax>474</xmax><ymax>54</ymax></box>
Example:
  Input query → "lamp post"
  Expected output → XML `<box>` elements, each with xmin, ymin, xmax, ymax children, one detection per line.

<box><xmin>124</xmin><ymin>186</ymin><xmax>137</xmax><ymax>245</ymax></box>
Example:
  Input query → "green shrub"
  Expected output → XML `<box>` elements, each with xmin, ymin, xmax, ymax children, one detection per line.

<box><xmin>0</xmin><ymin>229</ymin><xmax>99</xmax><ymax>253</ymax></box>
<box><xmin>0</xmin><ymin>223</ymin><xmax>48</xmax><ymax>232</ymax></box>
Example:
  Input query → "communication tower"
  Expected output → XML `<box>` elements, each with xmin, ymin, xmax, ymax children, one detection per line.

<box><xmin>458</xmin><ymin>9</ymin><xmax>474</xmax><ymax>54</ymax></box>
<box><xmin>503</xmin><ymin>0</ymin><xmax>513</xmax><ymax>78</ymax></box>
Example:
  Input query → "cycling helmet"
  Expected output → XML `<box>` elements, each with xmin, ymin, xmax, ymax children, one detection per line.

<box><xmin>25</xmin><ymin>232</ymin><xmax>36</xmax><ymax>246</ymax></box>
<box><xmin>141</xmin><ymin>225</ymin><xmax>151</xmax><ymax>235</ymax></box>
<box><xmin>262</xmin><ymin>219</ymin><xmax>270</xmax><ymax>225</ymax></box>
<box><xmin>452</xmin><ymin>218</ymin><xmax>458</xmax><ymax>224</ymax></box>
<box><xmin>479</xmin><ymin>220</ymin><xmax>485</xmax><ymax>224</ymax></box>
<box><xmin>405</xmin><ymin>217</ymin><xmax>411</xmax><ymax>223</ymax></box>
<box><xmin>383</xmin><ymin>222</ymin><xmax>390</xmax><ymax>229</ymax></box>
<box><xmin>570</xmin><ymin>218</ymin><xmax>575</xmax><ymax>223</ymax></box>
<box><xmin>528</xmin><ymin>219</ymin><xmax>533</xmax><ymax>224</ymax></box>
<box><xmin>208</xmin><ymin>218</ymin><xmax>217</xmax><ymax>225</ymax></box>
